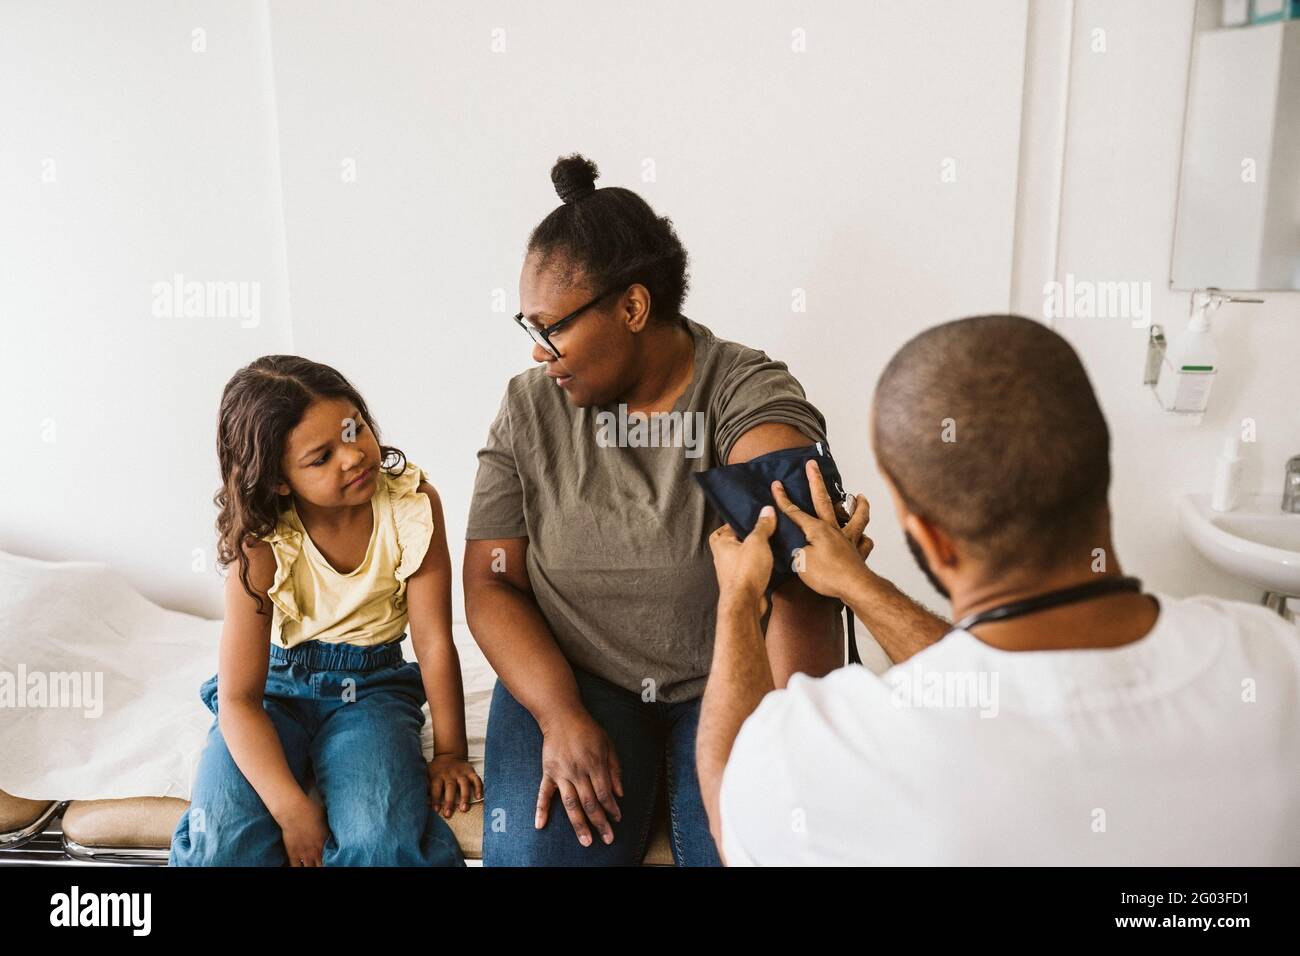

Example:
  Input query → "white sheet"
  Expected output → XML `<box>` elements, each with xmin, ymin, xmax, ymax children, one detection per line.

<box><xmin>0</xmin><ymin>550</ymin><xmax>494</xmax><ymax>802</ymax></box>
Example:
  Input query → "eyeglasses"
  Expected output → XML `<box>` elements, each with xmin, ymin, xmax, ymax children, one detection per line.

<box><xmin>513</xmin><ymin>287</ymin><xmax>620</xmax><ymax>359</ymax></box>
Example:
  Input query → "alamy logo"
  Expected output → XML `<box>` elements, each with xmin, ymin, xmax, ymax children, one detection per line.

<box><xmin>151</xmin><ymin>273</ymin><xmax>261</xmax><ymax>328</ymax></box>
<box><xmin>0</xmin><ymin>666</ymin><xmax>103</xmax><ymax>717</ymax></box>
<box><xmin>887</xmin><ymin>665</ymin><xmax>1000</xmax><ymax>718</ymax></box>
<box><xmin>1042</xmin><ymin>273</ymin><xmax>1151</xmax><ymax>328</ymax></box>
<box><xmin>594</xmin><ymin>405</ymin><xmax>706</xmax><ymax>459</ymax></box>
<box><xmin>49</xmin><ymin>885</ymin><xmax>151</xmax><ymax>935</ymax></box>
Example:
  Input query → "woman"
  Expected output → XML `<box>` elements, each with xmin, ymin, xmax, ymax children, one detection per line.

<box><xmin>465</xmin><ymin>154</ymin><xmax>843</xmax><ymax>866</ymax></box>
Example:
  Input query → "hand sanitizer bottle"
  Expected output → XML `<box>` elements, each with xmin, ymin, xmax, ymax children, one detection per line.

<box><xmin>1211</xmin><ymin>432</ymin><xmax>1243</xmax><ymax>513</ymax></box>
<box><xmin>1156</xmin><ymin>293</ymin><xmax>1219</xmax><ymax>413</ymax></box>
<box><xmin>1155</xmin><ymin>289</ymin><xmax>1262</xmax><ymax>414</ymax></box>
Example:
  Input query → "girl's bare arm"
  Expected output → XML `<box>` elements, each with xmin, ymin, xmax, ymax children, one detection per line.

<box><xmin>215</xmin><ymin>542</ymin><xmax>314</xmax><ymax>823</ymax></box>
<box><xmin>405</xmin><ymin>483</ymin><xmax>470</xmax><ymax>762</ymax></box>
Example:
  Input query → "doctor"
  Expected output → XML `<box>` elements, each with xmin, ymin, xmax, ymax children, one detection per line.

<box><xmin>697</xmin><ymin>313</ymin><xmax>1300</xmax><ymax>866</ymax></box>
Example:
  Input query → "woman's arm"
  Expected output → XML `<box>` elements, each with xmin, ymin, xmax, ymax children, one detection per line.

<box><xmin>216</xmin><ymin>542</ymin><xmax>328</xmax><ymax>864</ymax></box>
<box><xmin>463</xmin><ymin>535</ymin><xmax>624</xmax><ymax>847</ymax></box>
<box><xmin>727</xmin><ymin>422</ymin><xmax>844</xmax><ymax>681</ymax></box>
<box><xmin>405</xmin><ymin>482</ymin><xmax>482</xmax><ymax>816</ymax></box>
<box><xmin>462</xmin><ymin>536</ymin><xmax>582</xmax><ymax>727</ymax></box>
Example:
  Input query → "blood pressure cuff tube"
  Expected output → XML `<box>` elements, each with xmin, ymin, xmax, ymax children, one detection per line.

<box><xmin>693</xmin><ymin>441</ymin><xmax>846</xmax><ymax>595</ymax></box>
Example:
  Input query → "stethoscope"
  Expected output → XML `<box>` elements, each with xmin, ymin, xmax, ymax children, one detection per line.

<box><xmin>950</xmin><ymin>575</ymin><xmax>1144</xmax><ymax>633</ymax></box>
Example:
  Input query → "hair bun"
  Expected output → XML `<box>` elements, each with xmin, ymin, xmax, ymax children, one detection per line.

<box><xmin>551</xmin><ymin>153</ymin><xmax>599</xmax><ymax>204</ymax></box>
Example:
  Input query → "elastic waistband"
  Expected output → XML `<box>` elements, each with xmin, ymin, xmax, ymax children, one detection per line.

<box><xmin>269</xmin><ymin>638</ymin><xmax>406</xmax><ymax>673</ymax></box>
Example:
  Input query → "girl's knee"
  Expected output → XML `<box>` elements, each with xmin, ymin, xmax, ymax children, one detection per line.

<box><xmin>321</xmin><ymin>809</ymin><xmax>463</xmax><ymax>867</ymax></box>
<box><xmin>168</xmin><ymin>805</ymin><xmax>286</xmax><ymax>867</ymax></box>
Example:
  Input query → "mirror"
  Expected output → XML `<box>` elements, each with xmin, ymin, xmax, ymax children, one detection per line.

<box><xmin>1171</xmin><ymin>0</ymin><xmax>1300</xmax><ymax>290</ymax></box>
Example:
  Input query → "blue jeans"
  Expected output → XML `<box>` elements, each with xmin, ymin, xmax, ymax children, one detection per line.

<box><xmin>481</xmin><ymin>667</ymin><xmax>721</xmax><ymax>866</ymax></box>
<box><xmin>169</xmin><ymin>639</ymin><xmax>464</xmax><ymax>867</ymax></box>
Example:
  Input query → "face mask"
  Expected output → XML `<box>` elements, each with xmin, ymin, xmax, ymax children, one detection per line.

<box><xmin>905</xmin><ymin>530</ymin><xmax>950</xmax><ymax>600</ymax></box>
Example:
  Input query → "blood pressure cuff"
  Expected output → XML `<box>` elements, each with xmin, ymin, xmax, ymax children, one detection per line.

<box><xmin>693</xmin><ymin>441</ymin><xmax>846</xmax><ymax>595</ymax></box>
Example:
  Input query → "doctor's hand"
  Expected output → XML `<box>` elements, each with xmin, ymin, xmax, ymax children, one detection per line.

<box><xmin>771</xmin><ymin>459</ymin><xmax>873</xmax><ymax>602</ymax></box>
<box><xmin>708</xmin><ymin>505</ymin><xmax>777</xmax><ymax>615</ymax></box>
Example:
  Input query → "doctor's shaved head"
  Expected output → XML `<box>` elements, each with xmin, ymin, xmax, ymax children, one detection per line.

<box><xmin>871</xmin><ymin>314</ymin><xmax>1111</xmax><ymax>571</ymax></box>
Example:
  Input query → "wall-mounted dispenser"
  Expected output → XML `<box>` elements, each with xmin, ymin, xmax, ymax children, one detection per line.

<box><xmin>1145</xmin><ymin>288</ymin><xmax>1262</xmax><ymax>416</ymax></box>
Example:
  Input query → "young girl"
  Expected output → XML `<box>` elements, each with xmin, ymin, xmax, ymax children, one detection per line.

<box><xmin>169</xmin><ymin>355</ymin><xmax>481</xmax><ymax>867</ymax></box>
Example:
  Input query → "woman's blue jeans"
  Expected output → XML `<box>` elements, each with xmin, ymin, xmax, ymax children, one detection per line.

<box><xmin>481</xmin><ymin>667</ymin><xmax>721</xmax><ymax>866</ymax></box>
<box><xmin>169</xmin><ymin>638</ymin><xmax>464</xmax><ymax>867</ymax></box>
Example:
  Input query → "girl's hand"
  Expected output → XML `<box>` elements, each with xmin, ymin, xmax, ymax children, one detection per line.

<box><xmin>427</xmin><ymin>754</ymin><xmax>483</xmax><ymax>818</ymax></box>
<box><xmin>277</xmin><ymin>794</ymin><xmax>330</xmax><ymax>867</ymax></box>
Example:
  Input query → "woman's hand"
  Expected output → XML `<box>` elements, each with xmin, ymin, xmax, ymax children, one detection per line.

<box><xmin>770</xmin><ymin>459</ymin><xmax>873</xmax><ymax>601</ymax></box>
<box><xmin>536</xmin><ymin>710</ymin><xmax>624</xmax><ymax>847</ymax></box>
<box><xmin>427</xmin><ymin>753</ymin><xmax>484</xmax><ymax>818</ymax></box>
<box><xmin>277</xmin><ymin>793</ymin><xmax>330</xmax><ymax>867</ymax></box>
<box><xmin>708</xmin><ymin>505</ymin><xmax>778</xmax><ymax>615</ymax></box>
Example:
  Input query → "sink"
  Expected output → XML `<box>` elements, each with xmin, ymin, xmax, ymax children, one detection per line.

<box><xmin>1178</xmin><ymin>494</ymin><xmax>1300</xmax><ymax>596</ymax></box>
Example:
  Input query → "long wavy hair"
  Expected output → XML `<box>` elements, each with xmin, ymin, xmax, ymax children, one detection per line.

<box><xmin>214</xmin><ymin>355</ymin><xmax>406</xmax><ymax>614</ymax></box>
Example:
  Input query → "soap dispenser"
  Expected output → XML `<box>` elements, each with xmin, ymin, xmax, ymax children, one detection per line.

<box><xmin>1154</xmin><ymin>288</ymin><xmax>1262</xmax><ymax>414</ymax></box>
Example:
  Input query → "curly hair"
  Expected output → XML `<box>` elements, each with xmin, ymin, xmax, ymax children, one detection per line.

<box><xmin>528</xmin><ymin>153</ymin><xmax>691</xmax><ymax>324</ymax></box>
<box><xmin>213</xmin><ymin>355</ymin><xmax>406</xmax><ymax>614</ymax></box>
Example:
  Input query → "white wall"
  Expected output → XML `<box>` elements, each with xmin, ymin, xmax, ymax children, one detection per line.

<box><xmin>265</xmin><ymin>0</ymin><xmax>1029</xmax><ymax>625</ymax></box>
<box><xmin>1021</xmin><ymin>0</ymin><xmax>1300</xmax><ymax>603</ymax></box>
<box><xmin>8</xmin><ymin>0</ymin><xmax>1290</xmax><ymax>630</ymax></box>
<box><xmin>0</xmin><ymin>1</ymin><xmax>292</xmax><ymax>618</ymax></box>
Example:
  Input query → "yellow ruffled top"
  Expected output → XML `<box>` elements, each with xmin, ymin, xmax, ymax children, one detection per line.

<box><xmin>262</xmin><ymin>462</ymin><xmax>434</xmax><ymax>648</ymax></box>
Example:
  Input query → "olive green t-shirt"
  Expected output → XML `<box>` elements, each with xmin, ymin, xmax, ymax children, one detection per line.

<box><xmin>466</xmin><ymin>318</ymin><xmax>828</xmax><ymax>703</ymax></box>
